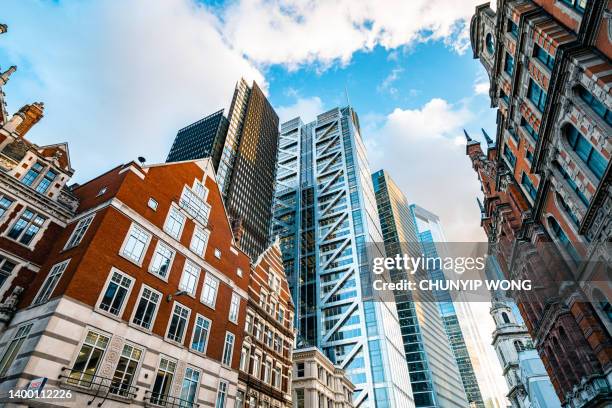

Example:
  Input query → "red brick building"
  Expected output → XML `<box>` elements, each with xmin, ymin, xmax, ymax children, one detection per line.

<box><xmin>237</xmin><ymin>242</ymin><xmax>295</xmax><ymax>407</ymax></box>
<box><xmin>469</xmin><ymin>1</ymin><xmax>611</xmax><ymax>407</ymax></box>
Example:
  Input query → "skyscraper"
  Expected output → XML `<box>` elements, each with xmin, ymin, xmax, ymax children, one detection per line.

<box><xmin>372</xmin><ymin>170</ymin><xmax>469</xmax><ymax>408</ymax></box>
<box><xmin>217</xmin><ymin>78</ymin><xmax>280</xmax><ymax>260</ymax></box>
<box><xmin>166</xmin><ymin>109</ymin><xmax>228</xmax><ymax>170</ymax></box>
<box><xmin>410</xmin><ymin>205</ymin><xmax>485</xmax><ymax>408</ymax></box>
<box><xmin>166</xmin><ymin>79</ymin><xmax>280</xmax><ymax>260</ymax></box>
<box><xmin>272</xmin><ymin>107</ymin><xmax>413</xmax><ymax>407</ymax></box>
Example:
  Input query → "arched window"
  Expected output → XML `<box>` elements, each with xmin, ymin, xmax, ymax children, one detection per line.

<box><xmin>548</xmin><ymin>216</ymin><xmax>581</xmax><ymax>263</ymax></box>
<box><xmin>592</xmin><ymin>288</ymin><xmax>612</xmax><ymax>323</ymax></box>
<box><xmin>486</xmin><ymin>33</ymin><xmax>495</xmax><ymax>54</ymax></box>
<box><xmin>565</xmin><ymin>124</ymin><xmax>607</xmax><ymax>181</ymax></box>
<box><xmin>501</xmin><ymin>312</ymin><xmax>510</xmax><ymax>324</ymax></box>
<box><xmin>514</xmin><ymin>340</ymin><xmax>525</xmax><ymax>352</ymax></box>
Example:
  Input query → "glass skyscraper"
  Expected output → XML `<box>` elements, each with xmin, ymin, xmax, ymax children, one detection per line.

<box><xmin>272</xmin><ymin>107</ymin><xmax>412</xmax><ymax>408</ymax></box>
<box><xmin>372</xmin><ymin>170</ymin><xmax>469</xmax><ymax>408</ymax></box>
<box><xmin>410</xmin><ymin>205</ymin><xmax>485</xmax><ymax>408</ymax></box>
<box><xmin>166</xmin><ymin>109</ymin><xmax>229</xmax><ymax>169</ymax></box>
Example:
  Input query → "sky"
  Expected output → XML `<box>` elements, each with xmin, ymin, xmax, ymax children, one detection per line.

<box><xmin>1</xmin><ymin>0</ymin><xmax>506</xmax><ymax>402</ymax></box>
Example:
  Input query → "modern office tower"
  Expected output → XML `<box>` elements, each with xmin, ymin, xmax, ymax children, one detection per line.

<box><xmin>372</xmin><ymin>170</ymin><xmax>468</xmax><ymax>408</ymax></box>
<box><xmin>166</xmin><ymin>109</ymin><xmax>229</xmax><ymax>170</ymax></box>
<box><xmin>469</xmin><ymin>1</ymin><xmax>611</xmax><ymax>406</ymax></box>
<box><xmin>410</xmin><ymin>204</ymin><xmax>485</xmax><ymax>408</ymax></box>
<box><xmin>292</xmin><ymin>347</ymin><xmax>355</xmax><ymax>408</ymax></box>
<box><xmin>272</xmin><ymin>107</ymin><xmax>413</xmax><ymax>407</ymax></box>
<box><xmin>217</xmin><ymin>78</ymin><xmax>280</xmax><ymax>260</ymax></box>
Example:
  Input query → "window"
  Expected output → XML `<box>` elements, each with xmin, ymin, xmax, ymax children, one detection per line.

<box><xmin>228</xmin><ymin>292</ymin><xmax>240</xmax><ymax>323</ymax></box>
<box><xmin>121</xmin><ymin>224</ymin><xmax>150</xmax><ymax>264</ymax></box>
<box><xmin>296</xmin><ymin>389</ymin><xmax>305</xmax><ymax>408</ymax></box>
<box><xmin>215</xmin><ymin>381</ymin><xmax>228</xmax><ymax>408</ymax></box>
<box><xmin>557</xmin><ymin>192</ymin><xmax>580</xmax><ymax>226</ymax></box>
<box><xmin>164</xmin><ymin>206</ymin><xmax>186</xmax><ymax>240</ymax></box>
<box><xmin>559</xmin><ymin>0</ymin><xmax>587</xmax><ymax>14</ymax></box>
<box><xmin>577</xmin><ymin>86</ymin><xmax>612</xmax><ymax>127</ymax></box>
<box><xmin>0</xmin><ymin>323</ymin><xmax>32</xmax><ymax>376</ymax></box>
<box><xmin>149</xmin><ymin>241</ymin><xmax>174</xmax><ymax>279</ymax></box>
<box><xmin>97</xmin><ymin>187</ymin><xmax>107</xmax><ymax>197</ymax></box>
<box><xmin>549</xmin><ymin>216</ymin><xmax>581</xmax><ymax>263</ymax></box>
<box><xmin>554</xmin><ymin>161</ymin><xmax>590</xmax><ymax>206</ymax></box>
<box><xmin>192</xmin><ymin>180</ymin><xmax>207</xmax><ymax>199</ymax></box>
<box><xmin>68</xmin><ymin>331</ymin><xmax>110</xmax><ymax>387</ymax></box>
<box><xmin>179</xmin><ymin>367</ymin><xmax>200</xmax><ymax>406</ymax></box>
<box><xmin>503</xmin><ymin>144</ymin><xmax>517</xmax><ymax>168</ymax></box>
<box><xmin>527</xmin><ymin>79</ymin><xmax>547</xmax><ymax>112</ymax></box>
<box><xmin>533</xmin><ymin>44</ymin><xmax>555</xmax><ymax>70</ymax></box>
<box><xmin>167</xmin><ymin>303</ymin><xmax>190</xmax><ymax>343</ymax></box>
<box><xmin>592</xmin><ymin>289</ymin><xmax>612</xmax><ymax>323</ymax></box>
<box><xmin>521</xmin><ymin>117</ymin><xmax>539</xmax><ymax>141</ymax></box>
<box><xmin>508</xmin><ymin>19</ymin><xmax>519</xmax><ymax>38</ymax></box>
<box><xmin>110</xmin><ymin>344</ymin><xmax>142</xmax><ymax>397</ymax></box>
<box><xmin>22</xmin><ymin>162</ymin><xmax>43</xmax><ymax>186</ymax></box>
<box><xmin>526</xmin><ymin>150</ymin><xmax>533</xmax><ymax>163</ymax></box>
<box><xmin>65</xmin><ymin>214</ymin><xmax>95</xmax><ymax>249</ymax></box>
<box><xmin>514</xmin><ymin>340</ymin><xmax>525</xmax><ymax>352</ymax></box>
<box><xmin>297</xmin><ymin>362</ymin><xmax>305</xmax><ymax>377</ymax></box>
<box><xmin>0</xmin><ymin>196</ymin><xmax>13</xmax><ymax>218</ymax></box>
<box><xmin>35</xmin><ymin>169</ymin><xmax>57</xmax><ymax>194</ymax></box>
<box><xmin>221</xmin><ymin>332</ymin><xmax>235</xmax><ymax>366</ymax></box>
<box><xmin>151</xmin><ymin>357</ymin><xmax>176</xmax><ymax>405</ymax></box>
<box><xmin>214</xmin><ymin>248</ymin><xmax>221</xmax><ymax>259</ymax></box>
<box><xmin>147</xmin><ymin>198</ymin><xmax>158</xmax><ymax>211</ymax></box>
<box><xmin>237</xmin><ymin>267</ymin><xmax>243</xmax><ymax>278</ymax></box>
<box><xmin>32</xmin><ymin>260</ymin><xmax>70</xmax><ymax>305</ymax></box>
<box><xmin>521</xmin><ymin>172</ymin><xmax>538</xmax><ymax>200</ymax></box>
<box><xmin>179</xmin><ymin>187</ymin><xmax>210</xmax><ymax>225</ymax></box>
<box><xmin>191</xmin><ymin>314</ymin><xmax>211</xmax><ymax>353</ymax></box>
<box><xmin>504</xmin><ymin>53</ymin><xmax>514</xmax><ymax>76</ymax></box>
<box><xmin>252</xmin><ymin>353</ymin><xmax>261</xmax><ymax>377</ymax></box>
<box><xmin>500</xmin><ymin>90</ymin><xmax>510</xmax><ymax>105</ymax></box>
<box><xmin>0</xmin><ymin>256</ymin><xmax>17</xmax><ymax>288</ymax></box>
<box><xmin>273</xmin><ymin>366</ymin><xmax>281</xmax><ymax>388</ymax></box>
<box><xmin>179</xmin><ymin>262</ymin><xmax>200</xmax><ymax>296</ymax></box>
<box><xmin>236</xmin><ymin>391</ymin><xmax>245</xmax><ymax>408</ymax></box>
<box><xmin>485</xmin><ymin>33</ymin><xmax>495</xmax><ymax>54</ymax></box>
<box><xmin>99</xmin><ymin>269</ymin><xmax>133</xmax><ymax>316</ymax></box>
<box><xmin>240</xmin><ymin>346</ymin><xmax>250</xmax><ymax>371</ymax></box>
<box><xmin>263</xmin><ymin>359</ymin><xmax>271</xmax><ymax>383</ymax></box>
<box><xmin>566</xmin><ymin>124</ymin><xmax>607</xmax><ymax>180</ymax></box>
<box><xmin>7</xmin><ymin>209</ymin><xmax>46</xmax><ymax>245</ymax></box>
<box><xmin>201</xmin><ymin>273</ymin><xmax>219</xmax><ymax>307</ymax></box>
<box><xmin>190</xmin><ymin>226</ymin><xmax>209</xmax><ymax>257</ymax></box>
<box><xmin>132</xmin><ymin>286</ymin><xmax>161</xmax><ymax>330</ymax></box>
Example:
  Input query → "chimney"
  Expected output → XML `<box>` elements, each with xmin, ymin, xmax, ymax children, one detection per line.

<box><xmin>14</xmin><ymin>102</ymin><xmax>44</xmax><ymax>136</ymax></box>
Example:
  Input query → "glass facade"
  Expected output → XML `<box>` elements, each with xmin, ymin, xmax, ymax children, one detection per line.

<box><xmin>410</xmin><ymin>205</ymin><xmax>485</xmax><ymax>408</ymax></box>
<box><xmin>372</xmin><ymin>170</ymin><xmax>468</xmax><ymax>408</ymax></box>
<box><xmin>272</xmin><ymin>107</ymin><xmax>412</xmax><ymax>407</ymax></box>
<box><xmin>166</xmin><ymin>109</ymin><xmax>229</xmax><ymax>170</ymax></box>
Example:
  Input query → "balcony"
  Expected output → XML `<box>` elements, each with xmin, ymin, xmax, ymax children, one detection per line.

<box><xmin>143</xmin><ymin>391</ymin><xmax>199</xmax><ymax>408</ymax></box>
<box><xmin>58</xmin><ymin>367</ymin><xmax>138</xmax><ymax>405</ymax></box>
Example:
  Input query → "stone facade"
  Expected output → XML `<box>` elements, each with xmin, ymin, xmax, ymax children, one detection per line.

<box><xmin>468</xmin><ymin>1</ymin><xmax>612</xmax><ymax>407</ymax></box>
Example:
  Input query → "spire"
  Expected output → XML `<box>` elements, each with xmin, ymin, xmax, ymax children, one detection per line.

<box><xmin>0</xmin><ymin>66</ymin><xmax>16</xmax><ymax>86</ymax></box>
<box><xmin>464</xmin><ymin>129</ymin><xmax>473</xmax><ymax>142</ymax></box>
<box><xmin>482</xmin><ymin>128</ymin><xmax>494</xmax><ymax>146</ymax></box>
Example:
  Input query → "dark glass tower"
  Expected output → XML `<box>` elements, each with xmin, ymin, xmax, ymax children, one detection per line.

<box><xmin>166</xmin><ymin>109</ymin><xmax>229</xmax><ymax>170</ymax></box>
<box><xmin>217</xmin><ymin>79</ymin><xmax>280</xmax><ymax>260</ymax></box>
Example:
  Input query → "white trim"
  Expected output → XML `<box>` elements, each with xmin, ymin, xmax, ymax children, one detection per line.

<box><xmin>2</xmin><ymin>206</ymin><xmax>51</xmax><ymax>250</ymax></box>
<box><xmin>147</xmin><ymin>239</ymin><xmax>176</xmax><ymax>282</ymax></box>
<box><xmin>129</xmin><ymin>284</ymin><xmax>162</xmax><ymax>333</ymax></box>
<box><xmin>67</xmin><ymin>327</ymin><xmax>112</xmax><ymax>381</ymax></box>
<box><xmin>228</xmin><ymin>292</ymin><xmax>240</xmax><ymax>324</ymax></box>
<box><xmin>165</xmin><ymin>301</ymin><xmax>191</xmax><ymax>345</ymax></box>
<box><xmin>189</xmin><ymin>313</ymin><xmax>212</xmax><ymax>356</ymax></box>
<box><xmin>221</xmin><ymin>331</ymin><xmax>235</xmax><ymax>367</ymax></box>
<box><xmin>163</xmin><ymin>203</ymin><xmax>187</xmax><ymax>241</ymax></box>
<box><xmin>178</xmin><ymin>260</ymin><xmax>200</xmax><ymax>298</ymax></box>
<box><xmin>201</xmin><ymin>272</ymin><xmax>220</xmax><ymax>309</ymax></box>
<box><xmin>118</xmin><ymin>222</ymin><xmax>153</xmax><ymax>267</ymax></box>
<box><xmin>31</xmin><ymin>258</ymin><xmax>71</xmax><ymax>306</ymax></box>
<box><xmin>95</xmin><ymin>267</ymin><xmax>135</xmax><ymax>319</ymax></box>
<box><xmin>63</xmin><ymin>213</ymin><xmax>95</xmax><ymax>250</ymax></box>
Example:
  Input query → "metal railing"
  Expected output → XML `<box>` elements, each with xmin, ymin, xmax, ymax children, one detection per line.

<box><xmin>143</xmin><ymin>391</ymin><xmax>199</xmax><ymax>408</ymax></box>
<box><xmin>58</xmin><ymin>367</ymin><xmax>138</xmax><ymax>406</ymax></box>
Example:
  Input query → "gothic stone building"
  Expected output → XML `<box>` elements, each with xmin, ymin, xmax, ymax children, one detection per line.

<box><xmin>469</xmin><ymin>1</ymin><xmax>611</xmax><ymax>407</ymax></box>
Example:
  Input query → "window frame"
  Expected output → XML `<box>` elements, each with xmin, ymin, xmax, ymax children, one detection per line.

<box><xmin>64</xmin><ymin>214</ymin><xmax>95</xmax><ymax>250</ymax></box>
<box><xmin>228</xmin><ymin>292</ymin><xmax>240</xmax><ymax>324</ymax></box>
<box><xmin>0</xmin><ymin>322</ymin><xmax>33</xmax><ymax>377</ymax></box>
<box><xmin>178</xmin><ymin>261</ymin><xmax>200</xmax><ymax>297</ymax></box>
<box><xmin>163</xmin><ymin>204</ymin><xmax>187</xmax><ymax>241</ymax></box>
<box><xmin>119</xmin><ymin>223</ymin><xmax>152</xmax><ymax>266</ymax></box>
<box><xmin>190</xmin><ymin>313</ymin><xmax>212</xmax><ymax>355</ymax></box>
<box><xmin>221</xmin><ymin>331</ymin><xmax>235</xmax><ymax>366</ymax></box>
<box><xmin>96</xmin><ymin>268</ymin><xmax>135</xmax><ymax>318</ymax></box>
<box><xmin>130</xmin><ymin>284</ymin><xmax>162</xmax><ymax>332</ymax></box>
<box><xmin>68</xmin><ymin>329</ymin><xmax>111</xmax><ymax>387</ymax></box>
<box><xmin>147</xmin><ymin>240</ymin><xmax>176</xmax><ymax>281</ymax></box>
<box><xmin>201</xmin><ymin>272</ymin><xmax>220</xmax><ymax>308</ymax></box>
<box><xmin>32</xmin><ymin>259</ymin><xmax>71</xmax><ymax>306</ymax></box>
<box><xmin>166</xmin><ymin>301</ymin><xmax>191</xmax><ymax>345</ymax></box>
<box><xmin>5</xmin><ymin>207</ymin><xmax>47</xmax><ymax>247</ymax></box>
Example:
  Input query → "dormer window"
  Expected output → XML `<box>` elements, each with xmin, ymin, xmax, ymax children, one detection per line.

<box><xmin>97</xmin><ymin>187</ymin><xmax>107</xmax><ymax>197</ymax></box>
<box><xmin>22</xmin><ymin>162</ymin><xmax>43</xmax><ymax>186</ymax></box>
<box><xmin>35</xmin><ymin>169</ymin><xmax>57</xmax><ymax>194</ymax></box>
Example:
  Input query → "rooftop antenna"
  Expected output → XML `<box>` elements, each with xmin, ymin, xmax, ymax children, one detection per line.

<box><xmin>344</xmin><ymin>84</ymin><xmax>351</xmax><ymax>108</ymax></box>
<box><xmin>137</xmin><ymin>156</ymin><xmax>146</xmax><ymax>165</ymax></box>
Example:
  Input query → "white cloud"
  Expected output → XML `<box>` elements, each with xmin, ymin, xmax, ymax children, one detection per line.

<box><xmin>2</xmin><ymin>0</ymin><xmax>263</xmax><ymax>182</ymax></box>
<box><xmin>276</xmin><ymin>96</ymin><xmax>325</xmax><ymax>125</ymax></box>
<box><xmin>364</xmin><ymin>99</ymin><xmax>486</xmax><ymax>241</ymax></box>
<box><xmin>474</xmin><ymin>81</ymin><xmax>490</xmax><ymax>95</ymax></box>
<box><xmin>377</xmin><ymin>67</ymin><xmax>404</xmax><ymax>95</ymax></box>
<box><xmin>219</xmin><ymin>0</ymin><xmax>482</xmax><ymax>69</ymax></box>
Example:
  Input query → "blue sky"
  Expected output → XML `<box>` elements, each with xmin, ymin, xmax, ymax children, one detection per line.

<box><xmin>0</xmin><ymin>0</ymin><xmax>497</xmax><ymax>242</ymax></box>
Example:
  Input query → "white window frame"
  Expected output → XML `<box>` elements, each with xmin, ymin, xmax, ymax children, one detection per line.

<box><xmin>64</xmin><ymin>214</ymin><xmax>95</xmax><ymax>250</ymax></box>
<box><xmin>165</xmin><ymin>301</ymin><xmax>191</xmax><ymax>344</ymax></box>
<box><xmin>201</xmin><ymin>272</ymin><xmax>219</xmax><ymax>308</ymax></box>
<box><xmin>96</xmin><ymin>268</ymin><xmax>134</xmax><ymax>318</ymax></box>
<box><xmin>190</xmin><ymin>313</ymin><xmax>212</xmax><ymax>355</ymax></box>
<box><xmin>130</xmin><ymin>284</ymin><xmax>162</xmax><ymax>332</ymax></box>
<box><xmin>221</xmin><ymin>331</ymin><xmax>235</xmax><ymax>366</ymax></box>
<box><xmin>68</xmin><ymin>328</ymin><xmax>111</xmax><ymax>386</ymax></box>
<box><xmin>148</xmin><ymin>240</ymin><xmax>176</xmax><ymax>281</ymax></box>
<box><xmin>228</xmin><ymin>292</ymin><xmax>240</xmax><ymax>324</ymax></box>
<box><xmin>119</xmin><ymin>223</ymin><xmax>152</xmax><ymax>266</ymax></box>
<box><xmin>189</xmin><ymin>226</ymin><xmax>209</xmax><ymax>257</ymax></box>
<box><xmin>215</xmin><ymin>380</ymin><xmax>228</xmax><ymax>408</ymax></box>
<box><xmin>32</xmin><ymin>259</ymin><xmax>70</xmax><ymax>305</ymax></box>
<box><xmin>163</xmin><ymin>204</ymin><xmax>186</xmax><ymax>241</ymax></box>
<box><xmin>179</xmin><ymin>366</ymin><xmax>201</xmax><ymax>406</ymax></box>
<box><xmin>4</xmin><ymin>207</ymin><xmax>47</xmax><ymax>248</ymax></box>
<box><xmin>0</xmin><ymin>194</ymin><xmax>15</xmax><ymax>222</ymax></box>
<box><xmin>178</xmin><ymin>261</ymin><xmax>200</xmax><ymax>297</ymax></box>
<box><xmin>147</xmin><ymin>198</ymin><xmax>158</xmax><ymax>211</ymax></box>
<box><xmin>214</xmin><ymin>248</ymin><xmax>221</xmax><ymax>259</ymax></box>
